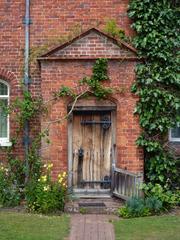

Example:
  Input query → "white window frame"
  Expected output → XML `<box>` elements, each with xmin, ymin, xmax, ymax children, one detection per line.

<box><xmin>169</xmin><ymin>126</ymin><xmax>180</xmax><ymax>142</ymax></box>
<box><xmin>0</xmin><ymin>80</ymin><xmax>11</xmax><ymax>146</ymax></box>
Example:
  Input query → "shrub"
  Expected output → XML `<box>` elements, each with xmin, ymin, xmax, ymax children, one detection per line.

<box><xmin>118</xmin><ymin>197</ymin><xmax>150</xmax><ymax>218</ymax></box>
<box><xmin>127</xmin><ymin>197</ymin><xmax>148</xmax><ymax>217</ymax></box>
<box><xmin>143</xmin><ymin>183</ymin><xmax>180</xmax><ymax>209</ymax></box>
<box><xmin>145</xmin><ymin>196</ymin><xmax>163</xmax><ymax>214</ymax></box>
<box><xmin>0</xmin><ymin>163</ymin><xmax>21</xmax><ymax>207</ymax></box>
<box><xmin>118</xmin><ymin>196</ymin><xmax>164</xmax><ymax>218</ymax></box>
<box><xmin>25</xmin><ymin>164</ymin><xmax>67</xmax><ymax>214</ymax></box>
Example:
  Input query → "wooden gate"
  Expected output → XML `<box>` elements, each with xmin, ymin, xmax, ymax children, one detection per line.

<box><xmin>71</xmin><ymin>111</ymin><xmax>113</xmax><ymax>191</ymax></box>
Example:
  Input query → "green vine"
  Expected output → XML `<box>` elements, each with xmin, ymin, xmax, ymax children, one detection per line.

<box><xmin>81</xmin><ymin>58</ymin><xmax>113</xmax><ymax>98</ymax></box>
<box><xmin>56</xmin><ymin>58</ymin><xmax>113</xmax><ymax>99</ymax></box>
<box><xmin>104</xmin><ymin>19</ymin><xmax>131</xmax><ymax>43</ymax></box>
<box><xmin>12</xmin><ymin>91</ymin><xmax>44</xmax><ymax>127</ymax></box>
<box><xmin>128</xmin><ymin>1</ymin><xmax>180</xmax><ymax>189</ymax></box>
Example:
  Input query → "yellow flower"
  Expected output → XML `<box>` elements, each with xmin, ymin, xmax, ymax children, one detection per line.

<box><xmin>63</xmin><ymin>171</ymin><xmax>67</xmax><ymax>177</ymax></box>
<box><xmin>59</xmin><ymin>178</ymin><xmax>63</xmax><ymax>183</ymax></box>
<box><xmin>47</xmin><ymin>163</ymin><xmax>53</xmax><ymax>170</ymax></box>
<box><xmin>41</xmin><ymin>175</ymin><xmax>47</xmax><ymax>182</ymax></box>
<box><xmin>62</xmin><ymin>183</ymin><xmax>67</xmax><ymax>188</ymax></box>
<box><xmin>0</xmin><ymin>164</ymin><xmax>5</xmax><ymax>171</ymax></box>
<box><xmin>43</xmin><ymin>185</ymin><xmax>50</xmax><ymax>191</ymax></box>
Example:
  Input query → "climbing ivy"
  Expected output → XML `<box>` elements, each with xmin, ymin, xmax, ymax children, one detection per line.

<box><xmin>128</xmin><ymin>1</ymin><xmax>180</xmax><ymax>189</ymax></box>
<box><xmin>56</xmin><ymin>58</ymin><xmax>113</xmax><ymax>99</ymax></box>
<box><xmin>81</xmin><ymin>58</ymin><xmax>113</xmax><ymax>98</ymax></box>
<box><xmin>12</xmin><ymin>90</ymin><xmax>44</xmax><ymax>127</ymax></box>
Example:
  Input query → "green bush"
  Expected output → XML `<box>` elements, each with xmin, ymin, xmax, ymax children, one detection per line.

<box><xmin>118</xmin><ymin>197</ymin><xmax>150</xmax><ymax>218</ymax></box>
<box><xmin>143</xmin><ymin>183</ymin><xmax>180</xmax><ymax>209</ymax></box>
<box><xmin>145</xmin><ymin>196</ymin><xmax>163</xmax><ymax>214</ymax></box>
<box><xmin>118</xmin><ymin>196</ymin><xmax>164</xmax><ymax>218</ymax></box>
<box><xmin>25</xmin><ymin>164</ymin><xmax>67</xmax><ymax>214</ymax></box>
<box><xmin>0</xmin><ymin>164</ymin><xmax>21</xmax><ymax>207</ymax></box>
<box><xmin>118</xmin><ymin>183</ymin><xmax>179</xmax><ymax>218</ymax></box>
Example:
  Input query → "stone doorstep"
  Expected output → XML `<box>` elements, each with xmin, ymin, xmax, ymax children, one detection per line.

<box><xmin>64</xmin><ymin>197</ymin><xmax>124</xmax><ymax>214</ymax></box>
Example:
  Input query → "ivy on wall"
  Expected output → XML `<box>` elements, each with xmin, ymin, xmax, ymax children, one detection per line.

<box><xmin>55</xmin><ymin>58</ymin><xmax>113</xmax><ymax>99</ymax></box>
<box><xmin>128</xmin><ymin>0</ymin><xmax>180</xmax><ymax>189</ymax></box>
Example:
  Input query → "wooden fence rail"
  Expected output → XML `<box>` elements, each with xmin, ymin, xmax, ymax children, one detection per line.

<box><xmin>112</xmin><ymin>167</ymin><xmax>143</xmax><ymax>200</ymax></box>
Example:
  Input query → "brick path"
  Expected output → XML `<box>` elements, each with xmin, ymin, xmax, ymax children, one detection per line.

<box><xmin>68</xmin><ymin>214</ymin><xmax>118</xmax><ymax>240</ymax></box>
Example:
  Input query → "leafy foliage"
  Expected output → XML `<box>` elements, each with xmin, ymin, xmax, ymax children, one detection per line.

<box><xmin>142</xmin><ymin>183</ymin><xmax>180</xmax><ymax>209</ymax></box>
<box><xmin>118</xmin><ymin>196</ymin><xmax>163</xmax><ymax>218</ymax></box>
<box><xmin>57</xmin><ymin>58</ymin><xmax>113</xmax><ymax>99</ymax></box>
<box><xmin>27</xmin><ymin>131</ymin><xmax>49</xmax><ymax>182</ymax></box>
<box><xmin>0</xmin><ymin>163</ymin><xmax>21</xmax><ymax>207</ymax></box>
<box><xmin>145</xmin><ymin>196</ymin><xmax>163</xmax><ymax>214</ymax></box>
<box><xmin>81</xmin><ymin>58</ymin><xmax>113</xmax><ymax>98</ymax></box>
<box><xmin>128</xmin><ymin>1</ymin><xmax>179</xmax><ymax>60</ymax></box>
<box><xmin>25</xmin><ymin>164</ymin><xmax>67</xmax><ymax>214</ymax></box>
<box><xmin>54</xmin><ymin>86</ymin><xmax>76</xmax><ymax>99</ymax></box>
<box><xmin>104</xmin><ymin>19</ymin><xmax>130</xmax><ymax>42</ymax></box>
<box><xmin>11</xmin><ymin>91</ymin><xmax>44</xmax><ymax>126</ymax></box>
<box><xmin>118</xmin><ymin>197</ymin><xmax>150</xmax><ymax>218</ymax></box>
<box><xmin>128</xmin><ymin>0</ymin><xmax>180</xmax><ymax>191</ymax></box>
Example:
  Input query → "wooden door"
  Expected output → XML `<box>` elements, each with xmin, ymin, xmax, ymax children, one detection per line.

<box><xmin>72</xmin><ymin>111</ymin><xmax>112</xmax><ymax>190</ymax></box>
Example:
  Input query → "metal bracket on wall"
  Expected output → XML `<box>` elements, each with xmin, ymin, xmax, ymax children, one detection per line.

<box><xmin>24</xmin><ymin>75</ymin><xmax>32</xmax><ymax>85</ymax></box>
<box><xmin>23</xmin><ymin>17</ymin><xmax>32</xmax><ymax>25</ymax></box>
<box><xmin>23</xmin><ymin>136</ymin><xmax>31</xmax><ymax>145</ymax></box>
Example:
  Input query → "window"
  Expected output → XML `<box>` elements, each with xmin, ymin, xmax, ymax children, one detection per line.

<box><xmin>0</xmin><ymin>80</ymin><xmax>11</xmax><ymax>146</ymax></box>
<box><xmin>169</xmin><ymin>126</ymin><xmax>180</xmax><ymax>142</ymax></box>
<box><xmin>169</xmin><ymin>110</ymin><xmax>180</xmax><ymax>142</ymax></box>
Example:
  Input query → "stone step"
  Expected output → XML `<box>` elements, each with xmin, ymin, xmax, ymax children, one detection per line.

<box><xmin>64</xmin><ymin>197</ymin><xmax>124</xmax><ymax>214</ymax></box>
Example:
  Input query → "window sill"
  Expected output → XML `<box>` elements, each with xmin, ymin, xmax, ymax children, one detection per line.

<box><xmin>169</xmin><ymin>139</ymin><xmax>180</xmax><ymax>143</ymax></box>
<box><xmin>0</xmin><ymin>142</ymin><xmax>12</xmax><ymax>147</ymax></box>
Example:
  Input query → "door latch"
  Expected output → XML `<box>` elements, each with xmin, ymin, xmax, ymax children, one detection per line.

<box><xmin>78</xmin><ymin>147</ymin><xmax>84</xmax><ymax>158</ymax></box>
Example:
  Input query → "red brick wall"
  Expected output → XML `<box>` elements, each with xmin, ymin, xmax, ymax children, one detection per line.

<box><xmin>40</xmin><ymin>59</ymin><xmax>143</xmax><ymax>179</ymax></box>
<box><xmin>47</xmin><ymin>30</ymin><xmax>136</xmax><ymax>59</ymax></box>
<box><xmin>0</xmin><ymin>68</ymin><xmax>24</xmax><ymax>160</ymax></box>
<box><xmin>0</xmin><ymin>1</ymin><xmax>145</xmax><ymax>178</ymax></box>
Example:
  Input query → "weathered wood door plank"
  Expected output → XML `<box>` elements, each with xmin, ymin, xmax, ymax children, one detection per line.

<box><xmin>72</xmin><ymin>111</ymin><xmax>112</xmax><ymax>190</ymax></box>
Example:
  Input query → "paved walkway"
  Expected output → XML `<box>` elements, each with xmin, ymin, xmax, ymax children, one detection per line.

<box><xmin>68</xmin><ymin>214</ymin><xmax>118</xmax><ymax>240</ymax></box>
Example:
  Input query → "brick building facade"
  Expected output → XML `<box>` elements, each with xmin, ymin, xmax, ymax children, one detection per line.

<box><xmin>0</xmin><ymin>1</ymin><xmax>161</xmax><ymax>194</ymax></box>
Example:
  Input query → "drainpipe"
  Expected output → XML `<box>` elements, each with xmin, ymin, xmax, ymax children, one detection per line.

<box><xmin>23</xmin><ymin>0</ymin><xmax>31</xmax><ymax>184</ymax></box>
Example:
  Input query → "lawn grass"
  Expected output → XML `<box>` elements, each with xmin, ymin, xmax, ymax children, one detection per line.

<box><xmin>0</xmin><ymin>212</ymin><xmax>69</xmax><ymax>240</ymax></box>
<box><xmin>114</xmin><ymin>215</ymin><xmax>180</xmax><ymax>240</ymax></box>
